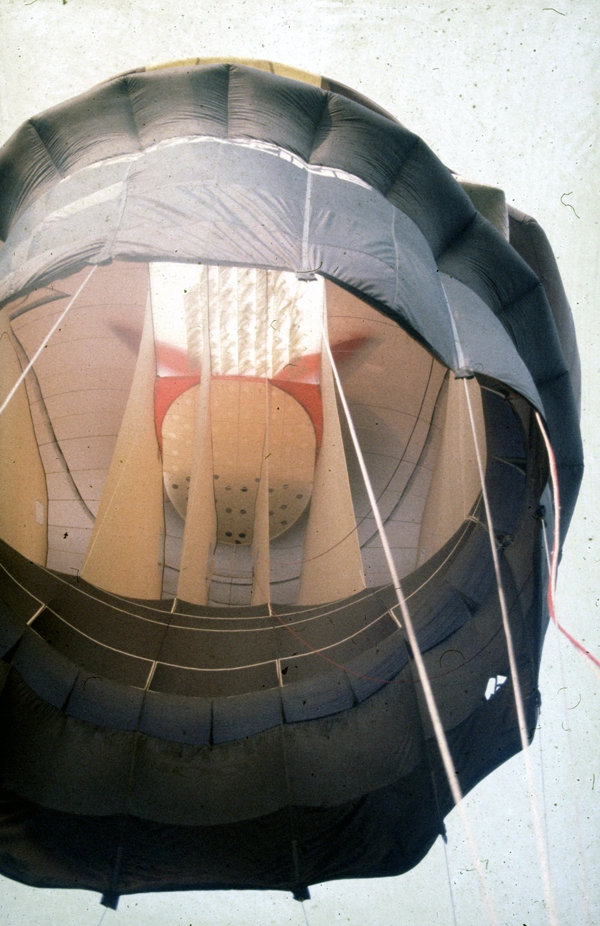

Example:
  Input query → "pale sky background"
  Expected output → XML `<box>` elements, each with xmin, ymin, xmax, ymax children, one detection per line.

<box><xmin>0</xmin><ymin>2</ymin><xmax>598</xmax><ymax>925</ymax></box>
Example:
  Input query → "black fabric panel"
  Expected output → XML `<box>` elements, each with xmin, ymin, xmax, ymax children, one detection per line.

<box><xmin>157</xmin><ymin>624</ymin><xmax>282</xmax><ymax>668</ymax></box>
<box><xmin>508</xmin><ymin>206</ymin><xmax>581</xmax><ymax>412</ymax></box>
<box><xmin>228</xmin><ymin>66</ymin><xmax>328</xmax><ymax>161</ymax></box>
<box><xmin>482</xmin><ymin>388</ymin><xmax>527</xmax><ymax>460</ymax></box>
<box><xmin>32</xmin><ymin>610</ymin><xmax>150</xmax><ymax>689</ymax></box>
<box><xmin>30</xmin><ymin>79</ymin><xmax>141</xmax><ymax>176</ymax></box>
<box><xmin>530</xmin><ymin>373</ymin><xmax>583</xmax><ymax>536</ymax></box>
<box><xmin>0</xmin><ymin>762</ymin><xmax>441</xmax><ymax>896</ymax></box>
<box><xmin>285</xmin><ymin>679</ymin><xmax>424</xmax><ymax>807</ymax></box>
<box><xmin>127</xmin><ymin>725</ymin><xmax>289</xmax><ymax>825</ymax></box>
<box><xmin>0</xmin><ymin>539</ymin><xmax>67</xmax><ymax>610</ymax></box>
<box><xmin>46</xmin><ymin>585</ymin><xmax>167</xmax><ymax>661</ymax></box>
<box><xmin>485</xmin><ymin>459</ymin><xmax>527</xmax><ymax>537</ymax></box>
<box><xmin>0</xmin><ymin>667</ymin><xmax>537</xmax><ymax>897</ymax></box>
<box><xmin>126</xmin><ymin>65</ymin><xmax>230</xmax><ymax>147</ymax></box>
<box><xmin>0</xmin><ymin>673</ymin><xmax>134</xmax><ymax>816</ymax></box>
<box><xmin>149</xmin><ymin>661</ymin><xmax>279</xmax><ymax>698</ymax></box>
<box><xmin>386</xmin><ymin>139</ymin><xmax>476</xmax><ymax>259</ymax></box>
<box><xmin>437</xmin><ymin>215</ymin><xmax>582</xmax><ymax>538</ymax></box>
<box><xmin>276</xmin><ymin>616</ymin><xmax>398</xmax><ymax>690</ymax></box>
<box><xmin>481</xmin><ymin>387</ymin><xmax>528</xmax><ymax>536</ymax></box>
<box><xmin>0</xmin><ymin>600</ymin><xmax>24</xmax><ymax>658</ymax></box>
<box><xmin>310</xmin><ymin>94</ymin><xmax>418</xmax><ymax>192</ymax></box>
<box><xmin>0</xmin><ymin>123</ymin><xmax>61</xmax><ymax>240</ymax></box>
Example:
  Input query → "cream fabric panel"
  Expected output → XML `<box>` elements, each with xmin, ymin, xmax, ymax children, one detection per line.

<box><xmin>298</xmin><ymin>328</ymin><xmax>365</xmax><ymax>606</ymax></box>
<box><xmin>81</xmin><ymin>300</ymin><xmax>165</xmax><ymax>598</ymax></box>
<box><xmin>417</xmin><ymin>375</ymin><xmax>486</xmax><ymax>565</ymax></box>
<box><xmin>0</xmin><ymin>316</ymin><xmax>48</xmax><ymax>564</ymax></box>
<box><xmin>251</xmin><ymin>427</ymin><xmax>271</xmax><ymax>606</ymax></box>
<box><xmin>177</xmin><ymin>369</ymin><xmax>216</xmax><ymax>606</ymax></box>
<box><xmin>147</xmin><ymin>57</ymin><xmax>322</xmax><ymax>87</ymax></box>
<box><xmin>457</xmin><ymin>179</ymin><xmax>509</xmax><ymax>240</ymax></box>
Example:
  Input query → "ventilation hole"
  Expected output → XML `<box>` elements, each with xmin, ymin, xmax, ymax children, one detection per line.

<box><xmin>186</xmin><ymin>476</ymin><xmax>190</xmax><ymax>482</ymax></box>
<box><xmin>225</xmin><ymin>531</ymin><xmax>233</xmax><ymax>537</ymax></box>
<box><xmin>213</xmin><ymin>475</ymin><xmax>219</xmax><ymax>480</ymax></box>
<box><xmin>296</xmin><ymin>494</ymin><xmax>303</xmax><ymax>499</ymax></box>
<box><xmin>255</xmin><ymin>477</ymin><xmax>260</xmax><ymax>482</ymax></box>
<box><xmin>238</xmin><ymin>533</ymin><xmax>246</xmax><ymax>539</ymax></box>
<box><xmin>226</xmin><ymin>486</ymin><xmax>231</xmax><ymax>491</ymax></box>
<box><xmin>281</xmin><ymin>520</ymin><xmax>288</xmax><ymax>526</ymax></box>
<box><xmin>280</xmin><ymin>504</ymin><xmax>287</xmax><ymax>510</ymax></box>
<box><xmin>283</xmin><ymin>484</ymin><xmax>289</xmax><ymax>489</ymax></box>
<box><xmin>268</xmin><ymin>488</ymin><xmax>274</xmax><ymax>493</ymax></box>
<box><xmin>269</xmin><ymin>511</ymin><xmax>274</xmax><ymax>516</ymax></box>
<box><xmin>241</xmin><ymin>487</ymin><xmax>248</xmax><ymax>492</ymax></box>
<box><xmin>172</xmin><ymin>484</ymin><xmax>179</xmax><ymax>489</ymax></box>
<box><xmin>240</xmin><ymin>509</ymin><xmax>246</xmax><ymax>514</ymax></box>
<box><xmin>225</xmin><ymin>508</ymin><xmax>232</xmax><ymax>513</ymax></box>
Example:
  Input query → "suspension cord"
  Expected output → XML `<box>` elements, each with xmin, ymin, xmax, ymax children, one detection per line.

<box><xmin>536</xmin><ymin>411</ymin><xmax>600</xmax><ymax>674</ymax></box>
<box><xmin>323</xmin><ymin>322</ymin><xmax>497</xmax><ymax>925</ymax></box>
<box><xmin>0</xmin><ymin>266</ymin><xmax>98</xmax><ymax>417</ymax></box>
<box><xmin>541</xmin><ymin>524</ymin><xmax>593</xmax><ymax>926</ymax></box>
<box><xmin>463</xmin><ymin>381</ymin><xmax>557</xmax><ymax>926</ymax></box>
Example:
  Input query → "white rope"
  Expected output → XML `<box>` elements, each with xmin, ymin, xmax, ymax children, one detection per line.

<box><xmin>462</xmin><ymin>379</ymin><xmax>557</xmax><ymax>926</ymax></box>
<box><xmin>323</xmin><ymin>324</ymin><xmax>497</xmax><ymax>926</ymax></box>
<box><xmin>536</xmin><ymin>411</ymin><xmax>600</xmax><ymax>677</ymax></box>
<box><xmin>541</xmin><ymin>520</ymin><xmax>593</xmax><ymax>926</ymax></box>
<box><xmin>443</xmin><ymin>836</ymin><xmax>459</xmax><ymax>926</ymax></box>
<box><xmin>0</xmin><ymin>266</ymin><xmax>98</xmax><ymax>417</ymax></box>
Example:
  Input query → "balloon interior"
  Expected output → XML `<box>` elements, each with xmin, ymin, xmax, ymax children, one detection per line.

<box><xmin>0</xmin><ymin>61</ymin><xmax>582</xmax><ymax>905</ymax></box>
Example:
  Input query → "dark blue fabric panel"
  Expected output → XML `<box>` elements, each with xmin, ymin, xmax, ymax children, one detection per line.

<box><xmin>482</xmin><ymin>389</ymin><xmax>526</xmax><ymax>460</ymax></box>
<box><xmin>415</xmin><ymin>588</ymin><xmax>472</xmax><ymax>653</ymax></box>
<box><xmin>12</xmin><ymin>630</ymin><xmax>78</xmax><ymax>710</ymax></box>
<box><xmin>444</xmin><ymin>525</ymin><xmax>493</xmax><ymax>607</ymax></box>
<box><xmin>509</xmin><ymin>208</ymin><xmax>581</xmax><ymax>411</ymax></box>
<box><xmin>0</xmin><ymin>122</ymin><xmax>60</xmax><ymax>240</ymax></box>
<box><xmin>31</xmin><ymin>79</ymin><xmax>141</xmax><ymax>175</ymax></box>
<box><xmin>126</xmin><ymin>65</ymin><xmax>230</xmax><ymax>147</ymax></box>
<box><xmin>0</xmin><ymin>599</ymin><xmax>25</xmax><ymax>657</ymax></box>
<box><xmin>438</xmin><ymin>212</ymin><xmax>537</xmax><ymax>309</ymax></box>
<box><xmin>212</xmin><ymin>688</ymin><xmax>282</xmax><ymax>744</ymax></box>
<box><xmin>281</xmin><ymin>668</ymin><xmax>355</xmax><ymax>722</ymax></box>
<box><xmin>139</xmin><ymin>689</ymin><xmax>211</xmax><ymax>745</ymax></box>
<box><xmin>346</xmin><ymin>631</ymin><xmax>408</xmax><ymax>702</ymax></box>
<box><xmin>228</xmin><ymin>65</ymin><xmax>327</xmax><ymax>161</ymax></box>
<box><xmin>65</xmin><ymin>673</ymin><xmax>145</xmax><ymax>731</ymax></box>
<box><xmin>386</xmin><ymin>138</ymin><xmax>476</xmax><ymax>259</ymax></box>
<box><xmin>485</xmin><ymin>459</ymin><xmax>527</xmax><ymax>537</ymax></box>
<box><xmin>310</xmin><ymin>93</ymin><xmax>417</xmax><ymax>192</ymax></box>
